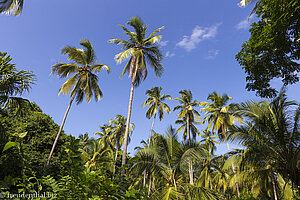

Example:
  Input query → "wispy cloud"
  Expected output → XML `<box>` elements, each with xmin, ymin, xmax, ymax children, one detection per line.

<box><xmin>235</xmin><ymin>16</ymin><xmax>253</xmax><ymax>30</ymax></box>
<box><xmin>165</xmin><ymin>51</ymin><xmax>175</xmax><ymax>57</ymax></box>
<box><xmin>159</xmin><ymin>40</ymin><xmax>168</xmax><ymax>47</ymax></box>
<box><xmin>176</xmin><ymin>23</ymin><xmax>221</xmax><ymax>51</ymax></box>
<box><xmin>206</xmin><ymin>49</ymin><xmax>219</xmax><ymax>59</ymax></box>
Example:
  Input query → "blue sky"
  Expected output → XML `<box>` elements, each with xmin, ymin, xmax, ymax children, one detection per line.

<box><xmin>1</xmin><ymin>0</ymin><xmax>299</xmax><ymax>155</ymax></box>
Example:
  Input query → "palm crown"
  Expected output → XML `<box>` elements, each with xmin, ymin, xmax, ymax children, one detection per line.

<box><xmin>108</xmin><ymin>115</ymin><xmax>134</xmax><ymax>149</ymax></box>
<box><xmin>200</xmin><ymin>92</ymin><xmax>240</xmax><ymax>136</ymax></box>
<box><xmin>173</xmin><ymin>90</ymin><xmax>200</xmax><ymax>141</ymax></box>
<box><xmin>0</xmin><ymin>52</ymin><xmax>35</xmax><ymax>114</ymax></box>
<box><xmin>143</xmin><ymin>86</ymin><xmax>171</xmax><ymax>121</ymax></box>
<box><xmin>109</xmin><ymin>16</ymin><xmax>164</xmax><ymax>87</ymax></box>
<box><xmin>51</xmin><ymin>39</ymin><xmax>111</xmax><ymax>104</ymax></box>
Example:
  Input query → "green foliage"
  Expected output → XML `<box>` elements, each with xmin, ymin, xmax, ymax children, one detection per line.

<box><xmin>236</xmin><ymin>0</ymin><xmax>300</xmax><ymax>97</ymax></box>
<box><xmin>174</xmin><ymin>90</ymin><xmax>201</xmax><ymax>141</ymax></box>
<box><xmin>109</xmin><ymin>16</ymin><xmax>164</xmax><ymax>87</ymax></box>
<box><xmin>230</xmin><ymin>194</ymin><xmax>261</xmax><ymax>200</ymax></box>
<box><xmin>0</xmin><ymin>0</ymin><xmax>23</xmax><ymax>16</ymax></box>
<box><xmin>51</xmin><ymin>39</ymin><xmax>110</xmax><ymax>104</ymax></box>
<box><xmin>0</xmin><ymin>52</ymin><xmax>35</xmax><ymax>115</ymax></box>
<box><xmin>0</xmin><ymin>103</ymin><xmax>71</xmax><ymax>187</ymax></box>
<box><xmin>143</xmin><ymin>86</ymin><xmax>172</xmax><ymax>121</ymax></box>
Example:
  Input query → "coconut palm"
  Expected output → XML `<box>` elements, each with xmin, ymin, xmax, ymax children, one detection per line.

<box><xmin>109</xmin><ymin>16</ymin><xmax>164</xmax><ymax>167</ymax></box>
<box><xmin>143</xmin><ymin>86</ymin><xmax>171</xmax><ymax>145</ymax></box>
<box><xmin>197</xmin><ymin>148</ymin><xmax>220</xmax><ymax>191</ymax></box>
<box><xmin>175</xmin><ymin>116</ymin><xmax>201</xmax><ymax>141</ymax></box>
<box><xmin>232</xmin><ymin>89</ymin><xmax>300</xmax><ymax>197</ymax></box>
<box><xmin>46</xmin><ymin>39</ymin><xmax>110</xmax><ymax>166</ymax></box>
<box><xmin>200</xmin><ymin>92</ymin><xmax>241</xmax><ymax>196</ymax></box>
<box><xmin>173</xmin><ymin>89</ymin><xmax>200</xmax><ymax>185</ymax></box>
<box><xmin>0</xmin><ymin>52</ymin><xmax>35</xmax><ymax>114</ymax></box>
<box><xmin>108</xmin><ymin>115</ymin><xmax>134</xmax><ymax>171</ymax></box>
<box><xmin>79</xmin><ymin>138</ymin><xmax>114</xmax><ymax>171</ymax></box>
<box><xmin>0</xmin><ymin>0</ymin><xmax>23</xmax><ymax>15</ymax></box>
<box><xmin>200</xmin><ymin>92</ymin><xmax>241</xmax><ymax>152</ymax></box>
<box><xmin>199</xmin><ymin>130</ymin><xmax>219</xmax><ymax>154</ymax></box>
<box><xmin>173</xmin><ymin>90</ymin><xmax>200</xmax><ymax>142</ymax></box>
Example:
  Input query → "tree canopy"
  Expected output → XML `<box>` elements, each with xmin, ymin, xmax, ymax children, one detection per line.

<box><xmin>236</xmin><ymin>0</ymin><xmax>300</xmax><ymax>97</ymax></box>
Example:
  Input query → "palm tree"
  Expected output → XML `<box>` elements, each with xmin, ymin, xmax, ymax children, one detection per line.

<box><xmin>197</xmin><ymin>147</ymin><xmax>220</xmax><ymax>191</ymax></box>
<box><xmin>200</xmin><ymin>92</ymin><xmax>241</xmax><ymax>153</ymax></box>
<box><xmin>199</xmin><ymin>130</ymin><xmax>219</xmax><ymax>154</ymax></box>
<box><xmin>79</xmin><ymin>138</ymin><xmax>114</xmax><ymax>171</ymax></box>
<box><xmin>175</xmin><ymin>116</ymin><xmax>201</xmax><ymax>142</ymax></box>
<box><xmin>232</xmin><ymin>89</ymin><xmax>300</xmax><ymax>197</ymax></box>
<box><xmin>46</xmin><ymin>39</ymin><xmax>110</xmax><ymax>166</ymax></box>
<box><xmin>0</xmin><ymin>52</ymin><xmax>35</xmax><ymax>114</ymax></box>
<box><xmin>200</xmin><ymin>91</ymin><xmax>241</xmax><ymax>196</ymax></box>
<box><xmin>108</xmin><ymin>115</ymin><xmax>134</xmax><ymax>171</ymax></box>
<box><xmin>0</xmin><ymin>0</ymin><xmax>23</xmax><ymax>15</ymax></box>
<box><xmin>173</xmin><ymin>89</ymin><xmax>200</xmax><ymax>185</ymax></box>
<box><xmin>143</xmin><ymin>86</ymin><xmax>171</xmax><ymax>145</ymax></box>
<box><xmin>109</xmin><ymin>16</ymin><xmax>164</xmax><ymax>167</ymax></box>
<box><xmin>173</xmin><ymin>90</ymin><xmax>200</xmax><ymax>142</ymax></box>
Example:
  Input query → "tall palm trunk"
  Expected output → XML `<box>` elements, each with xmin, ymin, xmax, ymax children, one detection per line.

<box><xmin>121</xmin><ymin>65</ymin><xmax>137</xmax><ymax>168</ymax></box>
<box><xmin>148</xmin><ymin>113</ymin><xmax>157</xmax><ymax>145</ymax></box>
<box><xmin>113</xmin><ymin>145</ymin><xmax>120</xmax><ymax>174</ymax></box>
<box><xmin>143</xmin><ymin>114</ymin><xmax>157</xmax><ymax>187</ymax></box>
<box><xmin>187</xmin><ymin>114</ymin><xmax>190</xmax><ymax>141</ymax></box>
<box><xmin>223</xmin><ymin>125</ymin><xmax>240</xmax><ymax>197</ymax></box>
<box><xmin>187</xmin><ymin>114</ymin><xmax>194</xmax><ymax>185</ymax></box>
<box><xmin>46</xmin><ymin>94</ymin><xmax>76</xmax><ymax>166</ymax></box>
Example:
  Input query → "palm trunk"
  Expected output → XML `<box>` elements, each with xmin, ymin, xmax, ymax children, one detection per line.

<box><xmin>187</xmin><ymin>114</ymin><xmax>190</xmax><ymax>141</ymax></box>
<box><xmin>113</xmin><ymin>145</ymin><xmax>119</xmax><ymax>174</ymax></box>
<box><xmin>148</xmin><ymin>113</ymin><xmax>156</xmax><ymax>145</ymax></box>
<box><xmin>46</xmin><ymin>94</ymin><xmax>75</xmax><ymax>166</ymax></box>
<box><xmin>148</xmin><ymin>175</ymin><xmax>152</xmax><ymax>197</ymax></box>
<box><xmin>189</xmin><ymin>162</ymin><xmax>194</xmax><ymax>185</ymax></box>
<box><xmin>187</xmin><ymin>114</ymin><xmax>194</xmax><ymax>185</ymax></box>
<box><xmin>143</xmin><ymin>170</ymin><xmax>147</xmax><ymax>187</ymax></box>
<box><xmin>271</xmin><ymin>174</ymin><xmax>278</xmax><ymax>200</ymax></box>
<box><xmin>223</xmin><ymin>126</ymin><xmax>240</xmax><ymax>197</ymax></box>
<box><xmin>121</xmin><ymin>64</ymin><xmax>138</xmax><ymax>169</ymax></box>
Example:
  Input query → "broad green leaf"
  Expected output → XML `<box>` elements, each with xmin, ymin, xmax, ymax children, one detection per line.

<box><xmin>3</xmin><ymin>141</ymin><xmax>18</xmax><ymax>152</ymax></box>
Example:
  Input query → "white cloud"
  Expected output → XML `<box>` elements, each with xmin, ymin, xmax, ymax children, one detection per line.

<box><xmin>176</xmin><ymin>24</ymin><xmax>221</xmax><ymax>51</ymax></box>
<box><xmin>165</xmin><ymin>51</ymin><xmax>175</xmax><ymax>57</ymax></box>
<box><xmin>206</xmin><ymin>49</ymin><xmax>219</xmax><ymax>59</ymax></box>
<box><xmin>159</xmin><ymin>40</ymin><xmax>168</xmax><ymax>47</ymax></box>
<box><xmin>235</xmin><ymin>16</ymin><xmax>253</xmax><ymax>30</ymax></box>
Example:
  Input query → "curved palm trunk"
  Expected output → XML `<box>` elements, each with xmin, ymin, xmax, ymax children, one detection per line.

<box><xmin>148</xmin><ymin>113</ymin><xmax>156</xmax><ymax>145</ymax></box>
<box><xmin>46</xmin><ymin>94</ymin><xmax>75</xmax><ymax>166</ymax></box>
<box><xmin>223</xmin><ymin>125</ymin><xmax>240</xmax><ymax>197</ymax></box>
<box><xmin>121</xmin><ymin>67</ymin><xmax>137</xmax><ymax>169</ymax></box>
